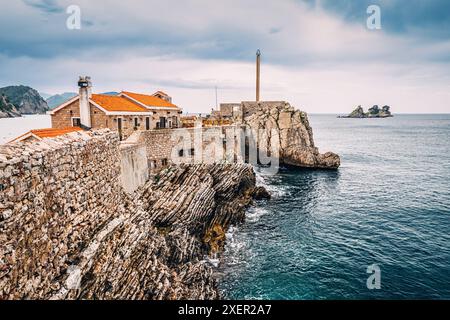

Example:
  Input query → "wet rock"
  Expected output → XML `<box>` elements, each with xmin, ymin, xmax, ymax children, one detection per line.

<box><xmin>252</xmin><ymin>186</ymin><xmax>271</xmax><ymax>200</ymax></box>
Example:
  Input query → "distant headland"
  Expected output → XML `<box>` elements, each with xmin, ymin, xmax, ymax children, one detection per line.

<box><xmin>338</xmin><ymin>105</ymin><xmax>393</xmax><ymax>118</ymax></box>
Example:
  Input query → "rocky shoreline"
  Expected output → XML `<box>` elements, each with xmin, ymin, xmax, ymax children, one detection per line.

<box><xmin>0</xmin><ymin>101</ymin><xmax>339</xmax><ymax>300</ymax></box>
<box><xmin>0</xmin><ymin>133</ymin><xmax>268</xmax><ymax>299</ymax></box>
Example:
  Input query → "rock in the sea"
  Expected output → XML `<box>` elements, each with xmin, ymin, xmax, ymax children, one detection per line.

<box><xmin>241</xmin><ymin>101</ymin><xmax>340</xmax><ymax>169</ymax></box>
<box><xmin>252</xmin><ymin>186</ymin><xmax>271</xmax><ymax>200</ymax></box>
<box><xmin>348</xmin><ymin>105</ymin><xmax>366</xmax><ymax>118</ymax></box>
<box><xmin>340</xmin><ymin>105</ymin><xmax>393</xmax><ymax>118</ymax></box>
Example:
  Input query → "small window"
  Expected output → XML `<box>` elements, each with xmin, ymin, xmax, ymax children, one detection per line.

<box><xmin>162</xmin><ymin>158</ymin><xmax>168</xmax><ymax>166</ymax></box>
<box><xmin>178</xmin><ymin>149</ymin><xmax>184</xmax><ymax>157</ymax></box>
<box><xmin>188</xmin><ymin>148</ymin><xmax>195</xmax><ymax>156</ymax></box>
<box><xmin>134</xmin><ymin>117</ymin><xmax>139</xmax><ymax>128</ymax></box>
<box><xmin>72</xmin><ymin>117</ymin><xmax>81</xmax><ymax>127</ymax></box>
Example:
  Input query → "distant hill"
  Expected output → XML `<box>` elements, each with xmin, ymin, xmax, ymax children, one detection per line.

<box><xmin>0</xmin><ymin>85</ymin><xmax>49</xmax><ymax>118</ymax></box>
<box><xmin>0</xmin><ymin>94</ymin><xmax>21</xmax><ymax>118</ymax></box>
<box><xmin>46</xmin><ymin>92</ymin><xmax>77</xmax><ymax>109</ymax></box>
<box><xmin>39</xmin><ymin>92</ymin><xmax>52</xmax><ymax>100</ymax></box>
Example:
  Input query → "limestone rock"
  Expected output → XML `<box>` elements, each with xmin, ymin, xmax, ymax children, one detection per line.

<box><xmin>241</xmin><ymin>101</ymin><xmax>340</xmax><ymax>169</ymax></box>
<box><xmin>340</xmin><ymin>105</ymin><xmax>393</xmax><ymax>118</ymax></box>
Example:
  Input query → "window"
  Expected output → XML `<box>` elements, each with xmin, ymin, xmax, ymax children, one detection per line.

<box><xmin>188</xmin><ymin>148</ymin><xmax>195</xmax><ymax>156</ymax></box>
<box><xmin>146</xmin><ymin>117</ymin><xmax>150</xmax><ymax>130</ymax></box>
<box><xmin>72</xmin><ymin>117</ymin><xmax>81</xmax><ymax>127</ymax></box>
<box><xmin>134</xmin><ymin>117</ymin><xmax>139</xmax><ymax>128</ymax></box>
<box><xmin>178</xmin><ymin>149</ymin><xmax>184</xmax><ymax>157</ymax></box>
<box><xmin>162</xmin><ymin>158</ymin><xmax>168</xmax><ymax>166</ymax></box>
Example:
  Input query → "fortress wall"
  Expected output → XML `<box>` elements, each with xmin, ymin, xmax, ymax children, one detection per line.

<box><xmin>0</xmin><ymin>130</ymin><xmax>127</xmax><ymax>299</ymax></box>
<box><xmin>136</xmin><ymin>126</ymin><xmax>245</xmax><ymax>170</ymax></box>
<box><xmin>0</xmin><ymin>129</ymin><xmax>260</xmax><ymax>300</ymax></box>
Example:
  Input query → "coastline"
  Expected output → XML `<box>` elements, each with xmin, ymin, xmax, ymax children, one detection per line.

<box><xmin>0</xmin><ymin>130</ymin><xmax>267</xmax><ymax>299</ymax></box>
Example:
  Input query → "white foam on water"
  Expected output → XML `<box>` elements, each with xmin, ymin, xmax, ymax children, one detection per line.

<box><xmin>255</xmin><ymin>170</ymin><xmax>288</xmax><ymax>199</ymax></box>
<box><xmin>246</xmin><ymin>206</ymin><xmax>269</xmax><ymax>223</ymax></box>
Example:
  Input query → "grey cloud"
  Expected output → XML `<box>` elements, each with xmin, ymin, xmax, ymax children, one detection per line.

<box><xmin>22</xmin><ymin>0</ymin><xmax>64</xmax><ymax>14</ymax></box>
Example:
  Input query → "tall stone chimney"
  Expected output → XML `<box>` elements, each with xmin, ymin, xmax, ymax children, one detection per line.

<box><xmin>78</xmin><ymin>76</ymin><xmax>92</xmax><ymax>129</ymax></box>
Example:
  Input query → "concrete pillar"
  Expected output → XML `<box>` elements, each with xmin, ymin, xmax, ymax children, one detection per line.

<box><xmin>256</xmin><ymin>49</ymin><xmax>261</xmax><ymax>102</ymax></box>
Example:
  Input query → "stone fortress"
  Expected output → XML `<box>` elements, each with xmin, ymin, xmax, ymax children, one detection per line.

<box><xmin>0</xmin><ymin>52</ymin><xmax>340</xmax><ymax>299</ymax></box>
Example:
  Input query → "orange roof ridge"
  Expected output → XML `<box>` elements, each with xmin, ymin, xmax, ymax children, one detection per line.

<box><xmin>121</xmin><ymin>91</ymin><xmax>178</xmax><ymax>109</ymax></box>
<box><xmin>31</xmin><ymin>127</ymin><xmax>83</xmax><ymax>138</ymax></box>
<box><xmin>91</xmin><ymin>94</ymin><xmax>149</xmax><ymax>112</ymax></box>
<box><xmin>9</xmin><ymin>127</ymin><xmax>84</xmax><ymax>143</ymax></box>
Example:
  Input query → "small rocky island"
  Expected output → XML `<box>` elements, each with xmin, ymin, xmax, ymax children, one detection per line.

<box><xmin>339</xmin><ymin>105</ymin><xmax>393</xmax><ymax>118</ymax></box>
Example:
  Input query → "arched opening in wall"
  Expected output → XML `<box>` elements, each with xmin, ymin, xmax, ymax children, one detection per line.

<box><xmin>178</xmin><ymin>149</ymin><xmax>184</xmax><ymax>157</ymax></box>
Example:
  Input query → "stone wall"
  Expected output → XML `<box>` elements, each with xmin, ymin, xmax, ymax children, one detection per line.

<box><xmin>135</xmin><ymin>126</ymin><xmax>245</xmax><ymax>171</ymax></box>
<box><xmin>119</xmin><ymin>143</ymin><xmax>149</xmax><ymax>194</ymax></box>
<box><xmin>0</xmin><ymin>129</ymin><xmax>261</xmax><ymax>299</ymax></box>
<box><xmin>0</xmin><ymin>130</ymin><xmax>125</xmax><ymax>298</ymax></box>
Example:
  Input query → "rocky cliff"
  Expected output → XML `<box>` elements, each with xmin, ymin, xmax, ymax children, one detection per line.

<box><xmin>241</xmin><ymin>101</ymin><xmax>340</xmax><ymax>169</ymax></box>
<box><xmin>0</xmin><ymin>85</ymin><xmax>48</xmax><ymax>117</ymax></box>
<box><xmin>0</xmin><ymin>94</ymin><xmax>21</xmax><ymax>118</ymax></box>
<box><xmin>0</xmin><ymin>131</ymin><xmax>265</xmax><ymax>299</ymax></box>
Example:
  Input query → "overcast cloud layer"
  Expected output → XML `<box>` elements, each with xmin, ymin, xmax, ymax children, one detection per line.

<box><xmin>0</xmin><ymin>0</ymin><xmax>449</xmax><ymax>113</ymax></box>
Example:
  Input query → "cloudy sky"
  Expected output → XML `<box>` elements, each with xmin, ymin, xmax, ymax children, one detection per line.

<box><xmin>1</xmin><ymin>0</ymin><xmax>449</xmax><ymax>113</ymax></box>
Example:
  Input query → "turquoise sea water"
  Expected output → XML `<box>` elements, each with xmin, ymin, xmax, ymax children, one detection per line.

<box><xmin>219</xmin><ymin>114</ymin><xmax>450</xmax><ymax>299</ymax></box>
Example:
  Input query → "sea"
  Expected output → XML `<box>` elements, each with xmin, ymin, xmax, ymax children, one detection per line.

<box><xmin>0</xmin><ymin>114</ymin><xmax>51</xmax><ymax>144</ymax></box>
<box><xmin>218</xmin><ymin>114</ymin><xmax>450</xmax><ymax>299</ymax></box>
<box><xmin>1</xmin><ymin>114</ymin><xmax>449</xmax><ymax>299</ymax></box>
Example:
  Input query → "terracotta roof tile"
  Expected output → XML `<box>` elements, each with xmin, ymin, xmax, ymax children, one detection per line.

<box><xmin>9</xmin><ymin>127</ymin><xmax>84</xmax><ymax>143</ymax></box>
<box><xmin>122</xmin><ymin>91</ymin><xmax>178</xmax><ymax>109</ymax></box>
<box><xmin>31</xmin><ymin>127</ymin><xmax>83</xmax><ymax>138</ymax></box>
<box><xmin>91</xmin><ymin>94</ymin><xmax>149</xmax><ymax>112</ymax></box>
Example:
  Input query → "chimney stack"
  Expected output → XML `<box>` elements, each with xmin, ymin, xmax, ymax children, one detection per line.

<box><xmin>78</xmin><ymin>76</ymin><xmax>92</xmax><ymax>129</ymax></box>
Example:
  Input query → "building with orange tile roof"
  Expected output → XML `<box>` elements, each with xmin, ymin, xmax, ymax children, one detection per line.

<box><xmin>48</xmin><ymin>77</ymin><xmax>182</xmax><ymax>140</ymax></box>
<box><xmin>9</xmin><ymin>127</ymin><xmax>83</xmax><ymax>143</ymax></box>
